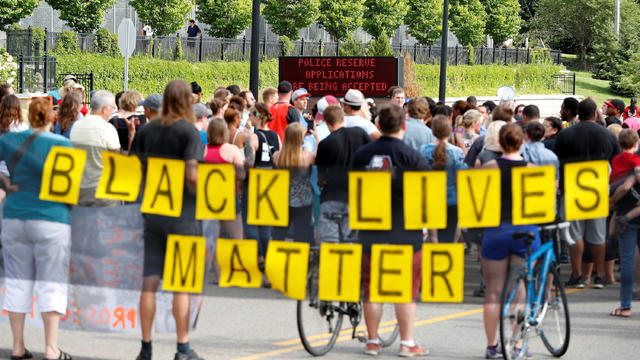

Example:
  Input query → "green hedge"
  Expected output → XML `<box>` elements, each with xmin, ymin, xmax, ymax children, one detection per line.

<box><xmin>56</xmin><ymin>53</ymin><xmax>563</xmax><ymax>98</ymax></box>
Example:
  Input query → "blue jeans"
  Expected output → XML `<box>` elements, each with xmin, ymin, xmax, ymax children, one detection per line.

<box><xmin>618</xmin><ymin>223</ymin><xmax>640</xmax><ymax>309</ymax></box>
<box><xmin>241</xmin><ymin>183</ymin><xmax>271</xmax><ymax>256</ymax></box>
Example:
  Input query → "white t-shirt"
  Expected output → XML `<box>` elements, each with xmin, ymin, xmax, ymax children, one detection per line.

<box><xmin>143</xmin><ymin>25</ymin><xmax>153</xmax><ymax>37</ymax></box>
<box><xmin>69</xmin><ymin>114</ymin><xmax>120</xmax><ymax>188</ymax></box>
<box><xmin>344</xmin><ymin>115</ymin><xmax>378</xmax><ymax>135</ymax></box>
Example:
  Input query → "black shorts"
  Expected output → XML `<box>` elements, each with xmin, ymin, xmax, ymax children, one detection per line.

<box><xmin>143</xmin><ymin>217</ymin><xmax>202</xmax><ymax>277</ymax></box>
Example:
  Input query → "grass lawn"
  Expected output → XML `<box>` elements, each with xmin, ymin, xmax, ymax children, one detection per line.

<box><xmin>561</xmin><ymin>53</ymin><xmax>618</xmax><ymax>104</ymax></box>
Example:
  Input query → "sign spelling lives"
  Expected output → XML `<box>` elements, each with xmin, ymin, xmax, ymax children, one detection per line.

<box><xmin>279</xmin><ymin>56</ymin><xmax>404</xmax><ymax>97</ymax></box>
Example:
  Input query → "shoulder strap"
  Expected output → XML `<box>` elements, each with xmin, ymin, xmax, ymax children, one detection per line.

<box><xmin>8</xmin><ymin>131</ymin><xmax>42</xmax><ymax>180</ymax></box>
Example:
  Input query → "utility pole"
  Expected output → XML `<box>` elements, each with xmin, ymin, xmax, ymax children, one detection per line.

<box><xmin>249</xmin><ymin>0</ymin><xmax>261</xmax><ymax>97</ymax></box>
<box><xmin>438</xmin><ymin>0</ymin><xmax>450</xmax><ymax>102</ymax></box>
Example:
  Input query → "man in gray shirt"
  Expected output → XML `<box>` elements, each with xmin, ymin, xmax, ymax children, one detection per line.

<box><xmin>403</xmin><ymin>97</ymin><xmax>435</xmax><ymax>151</ymax></box>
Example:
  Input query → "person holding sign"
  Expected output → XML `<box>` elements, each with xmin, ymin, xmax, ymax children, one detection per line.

<box><xmin>1</xmin><ymin>98</ymin><xmax>73</xmax><ymax>360</ymax></box>
<box><xmin>480</xmin><ymin>124</ymin><xmax>540</xmax><ymax>359</ymax></box>
<box><xmin>129</xmin><ymin>80</ymin><xmax>204</xmax><ymax>360</ymax></box>
<box><xmin>352</xmin><ymin>104</ymin><xmax>430</xmax><ymax>357</ymax></box>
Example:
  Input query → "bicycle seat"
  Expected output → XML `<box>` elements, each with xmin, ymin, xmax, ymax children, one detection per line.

<box><xmin>513</xmin><ymin>231</ymin><xmax>536</xmax><ymax>245</ymax></box>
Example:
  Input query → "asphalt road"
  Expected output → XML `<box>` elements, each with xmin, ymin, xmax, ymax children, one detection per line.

<box><xmin>1</xmin><ymin>254</ymin><xmax>639</xmax><ymax>360</ymax></box>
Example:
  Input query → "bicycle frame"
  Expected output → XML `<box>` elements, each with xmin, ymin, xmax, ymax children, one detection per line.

<box><xmin>526</xmin><ymin>241</ymin><xmax>556</xmax><ymax>325</ymax></box>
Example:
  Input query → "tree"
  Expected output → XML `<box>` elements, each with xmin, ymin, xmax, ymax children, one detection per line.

<box><xmin>362</xmin><ymin>0</ymin><xmax>408</xmax><ymax>38</ymax></box>
<box><xmin>130</xmin><ymin>0</ymin><xmax>194</xmax><ymax>36</ymax></box>
<box><xmin>47</xmin><ymin>0</ymin><xmax>114</xmax><ymax>33</ymax></box>
<box><xmin>196</xmin><ymin>0</ymin><xmax>252</xmax><ymax>38</ymax></box>
<box><xmin>317</xmin><ymin>0</ymin><xmax>365</xmax><ymax>41</ymax></box>
<box><xmin>481</xmin><ymin>0</ymin><xmax>521</xmax><ymax>44</ymax></box>
<box><xmin>405</xmin><ymin>0</ymin><xmax>443</xmax><ymax>45</ymax></box>
<box><xmin>449</xmin><ymin>0</ymin><xmax>486</xmax><ymax>46</ymax></box>
<box><xmin>0</xmin><ymin>0</ymin><xmax>40</xmax><ymax>29</ymax></box>
<box><xmin>262</xmin><ymin>0</ymin><xmax>319</xmax><ymax>40</ymax></box>
<box><xmin>366</xmin><ymin>32</ymin><xmax>395</xmax><ymax>56</ymax></box>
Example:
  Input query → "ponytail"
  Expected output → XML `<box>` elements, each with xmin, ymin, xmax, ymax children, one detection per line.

<box><xmin>431</xmin><ymin>114</ymin><xmax>452</xmax><ymax>170</ymax></box>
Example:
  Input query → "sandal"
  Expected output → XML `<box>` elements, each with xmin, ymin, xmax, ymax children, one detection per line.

<box><xmin>10</xmin><ymin>349</ymin><xmax>33</xmax><ymax>360</ymax></box>
<box><xmin>44</xmin><ymin>349</ymin><xmax>72</xmax><ymax>360</ymax></box>
<box><xmin>610</xmin><ymin>307</ymin><xmax>631</xmax><ymax>318</ymax></box>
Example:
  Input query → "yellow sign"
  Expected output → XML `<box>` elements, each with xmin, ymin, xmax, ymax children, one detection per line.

<box><xmin>39</xmin><ymin>146</ymin><xmax>87</xmax><ymax>204</ymax></box>
<box><xmin>457</xmin><ymin>169</ymin><xmax>501</xmax><ymax>228</ymax></box>
<box><xmin>141</xmin><ymin>158</ymin><xmax>185</xmax><ymax>217</ymax></box>
<box><xmin>162</xmin><ymin>234</ymin><xmax>206</xmax><ymax>293</ymax></box>
<box><xmin>564</xmin><ymin>161</ymin><xmax>609</xmax><ymax>221</ymax></box>
<box><xmin>265</xmin><ymin>240</ymin><xmax>309</xmax><ymax>300</ymax></box>
<box><xmin>349</xmin><ymin>171</ymin><xmax>391</xmax><ymax>230</ymax></box>
<box><xmin>421</xmin><ymin>243</ymin><xmax>464</xmax><ymax>303</ymax></box>
<box><xmin>196</xmin><ymin>164</ymin><xmax>236</xmax><ymax>220</ymax></box>
<box><xmin>512</xmin><ymin>166</ymin><xmax>556</xmax><ymax>225</ymax></box>
<box><xmin>369</xmin><ymin>244</ymin><xmax>413</xmax><ymax>303</ymax></box>
<box><xmin>216</xmin><ymin>239</ymin><xmax>262</xmax><ymax>288</ymax></box>
<box><xmin>247</xmin><ymin>169</ymin><xmax>290</xmax><ymax>227</ymax></box>
<box><xmin>95</xmin><ymin>152</ymin><xmax>142</xmax><ymax>202</ymax></box>
<box><xmin>318</xmin><ymin>243</ymin><xmax>362</xmax><ymax>302</ymax></box>
<box><xmin>403</xmin><ymin>171</ymin><xmax>447</xmax><ymax>229</ymax></box>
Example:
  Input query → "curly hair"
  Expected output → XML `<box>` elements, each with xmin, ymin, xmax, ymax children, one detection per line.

<box><xmin>0</xmin><ymin>94</ymin><xmax>22</xmax><ymax>132</ymax></box>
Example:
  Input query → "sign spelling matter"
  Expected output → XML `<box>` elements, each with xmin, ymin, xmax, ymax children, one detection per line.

<box><xmin>279</xmin><ymin>56</ymin><xmax>403</xmax><ymax>97</ymax></box>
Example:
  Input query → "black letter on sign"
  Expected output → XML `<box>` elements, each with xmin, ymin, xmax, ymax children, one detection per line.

<box><xmin>430</xmin><ymin>251</ymin><xmax>453</xmax><ymax>297</ymax></box>
<box><xmin>150</xmin><ymin>165</ymin><xmax>173</xmax><ymax>210</ymax></box>
<box><xmin>277</xmin><ymin>247</ymin><xmax>301</xmax><ymax>293</ymax></box>
<box><xmin>171</xmin><ymin>241</ymin><xmax>198</xmax><ymax>287</ymax></box>
<box><xmin>521</xmin><ymin>171</ymin><xmax>545</xmax><ymax>219</ymax></box>
<box><xmin>228</xmin><ymin>244</ymin><xmax>250</xmax><ymax>283</ymax></box>
<box><xmin>105</xmin><ymin>156</ymin><xmax>129</xmax><ymax>197</ymax></box>
<box><xmin>468</xmin><ymin>176</ymin><xmax>491</xmax><ymax>222</ymax></box>
<box><xmin>421</xmin><ymin>176</ymin><xmax>428</xmax><ymax>223</ymax></box>
<box><xmin>575</xmin><ymin>168</ymin><xmax>600</xmax><ymax>212</ymax></box>
<box><xmin>205</xmin><ymin>169</ymin><xmax>226</xmax><ymax>213</ymax></box>
<box><xmin>357</xmin><ymin>177</ymin><xmax>382</xmax><ymax>223</ymax></box>
<box><xmin>378</xmin><ymin>250</ymin><xmax>402</xmax><ymax>297</ymax></box>
<box><xmin>329</xmin><ymin>248</ymin><xmax>354</xmax><ymax>296</ymax></box>
<box><xmin>256</xmin><ymin>173</ymin><xmax>279</xmax><ymax>220</ymax></box>
<box><xmin>49</xmin><ymin>153</ymin><xmax>74</xmax><ymax>196</ymax></box>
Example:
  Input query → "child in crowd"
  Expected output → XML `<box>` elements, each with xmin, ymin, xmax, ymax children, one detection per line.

<box><xmin>610</xmin><ymin>129</ymin><xmax>640</xmax><ymax>233</ymax></box>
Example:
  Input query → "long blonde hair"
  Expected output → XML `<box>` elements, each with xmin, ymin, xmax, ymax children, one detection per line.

<box><xmin>276</xmin><ymin>122</ymin><xmax>304</xmax><ymax>168</ymax></box>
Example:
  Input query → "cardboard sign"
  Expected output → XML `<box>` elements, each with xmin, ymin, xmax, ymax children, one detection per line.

<box><xmin>403</xmin><ymin>171</ymin><xmax>447</xmax><ymax>229</ymax></box>
<box><xmin>369</xmin><ymin>244</ymin><xmax>413</xmax><ymax>303</ymax></box>
<box><xmin>265</xmin><ymin>240</ymin><xmax>309</xmax><ymax>300</ymax></box>
<box><xmin>216</xmin><ymin>239</ymin><xmax>262</xmax><ymax>288</ymax></box>
<box><xmin>162</xmin><ymin>234</ymin><xmax>206</xmax><ymax>293</ymax></box>
<box><xmin>39</xmin><ymin>146</ymin><xmax>87</xmax><ymax>204</ymax></box>
<box><xmin>196</xmin><ymin>163</ymin><xmax>236</xmax><ymax>220</ymax></box>
<box><xmin>247</xmin><ymin>169</ymin><xmax>290</xmax><ymax>227</ymax></box>
<box><xmin>318</xmin><ymin>243</ymin><xmax>362</xmax><ymax>302</ymax></box>
<box><xmin>457</xmin><ymin>169</ymin><xmax>501</xmax><ymax>228</ymax></box>
<box><xmin>95</xmin><ymin>152</ymin><xmax>142</xmax><ymax>202</ymax></box>
<box><xmin>349</xmin><ymin>171</ymin><xmax>392</xmax><ymax>230</ymax></box>
<box><xmin>141</xmin><ymin>157</ymin><xmax>185</xmax><ymax>217</ymax></box>
<box><xmin>421</xmin><ymin>243</ymin><xmax>464</xmax><ymax>303</ymax></box>
<box><xmin>512</xmin><ymin>166</ymin><xmax>556</xmax><ymax>225</ymax></box>
<box><xmin>564</xmin><ymin>160</ymin><xmax>609</xmax><ymax>221</ymax></box>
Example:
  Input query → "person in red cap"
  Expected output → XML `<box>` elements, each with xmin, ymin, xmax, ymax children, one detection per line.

<box><xmin>268</xmin><ymin>81</ymin><xmax>299</xmax><ymax>141</ymax></box>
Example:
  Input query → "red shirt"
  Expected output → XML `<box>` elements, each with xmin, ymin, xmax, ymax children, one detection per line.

<box><xmin>268</xmin><ymin>101</ymin><xmax>295</xmax><ymax>141</ymax></box>
<box><xmin>611</xmin><ymin>151</ymin><xmax>640</xmax><ymax>181</ymax></box>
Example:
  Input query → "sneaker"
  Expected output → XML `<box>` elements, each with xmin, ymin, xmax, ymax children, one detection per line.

<box><xmin>565</xmin><ymin>275</ymin><xmax>585</xmax><ymax>289</ymax></box>
<box><xmin>513</xmin><ymin>347</ymin><xmax>533</xmax><ymax>359</ymax></box>
<box><xmin>136</xmin><ymin>352</ymin><xmax>151</xmax><ymax>360</ymax></box>
<box><xmin>364</xmin><ymin>343</ymin><xmax>381</xmax><ymax>356</ymax></box>
<box><xmin>485</xmin><ymin>345</ymin><xmax>502</xmax><ymax>359</ymax></box>
<box><xmin>174</xmin><ymin>350</ymin><xmax>203</xmax><ymax>360</ymax></box>
<box><xmin>398</xmin><ymin>344</ymin><xmax>429</xmax><ymax>357</ymax></box>
<box><xmin>593</xmin><ymin>276</ymin><xmax>606</xmax><ymax>289</ymax></box>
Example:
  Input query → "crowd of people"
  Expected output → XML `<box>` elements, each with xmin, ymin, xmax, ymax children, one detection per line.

<box><xmin>0</xmin><ymin>75</ymin><xmax>639</xmax><ymax>359</ymax></box>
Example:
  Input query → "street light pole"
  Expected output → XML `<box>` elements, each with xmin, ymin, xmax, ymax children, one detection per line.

<box><xmin>438</xmin><ymin>0</ymin><xmax>450</xmax><ymax>102</ymax></box>
<box><xmin>249</xmin><ymin>0</ymin><xmax>261</xmax><ymax>97</ymax></box>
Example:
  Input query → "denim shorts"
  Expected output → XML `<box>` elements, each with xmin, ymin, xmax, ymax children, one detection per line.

<box><xmin>481</xmin><ymin>223</ymin><xmax>541</xmax><ymax>261</ymax></box>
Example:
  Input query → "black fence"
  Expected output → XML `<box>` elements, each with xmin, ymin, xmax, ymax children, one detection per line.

<box><xmin>6</xmin><ymin>27</ymin><xmax>562</xmax><ymax>66</ymax></box>
<box><xmin>16</xmin><ymin>55</ymin><xmax>56</xmax><ymax>94</ymax></box>
<box><xmin>57</xmin><ymin>72</ymin><xmax>95</xmax><ymax>103</ymax></box>
<box><xmin>552</xmin><ymin>73</ymin><xmax>576</xmax><ymax>95</ymax></box>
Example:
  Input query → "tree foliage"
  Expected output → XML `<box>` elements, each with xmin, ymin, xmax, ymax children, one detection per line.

<box><xmin>130</xmin><ymin>0</ymin><xmax>193</xmax><ymax>36</ymax></box>
<box><xmin>196</xmin><ymin>0</ymin><xmax>252</xmax><ymax>38</ymax></box>
<box><xmin>263</xmin><ymin>0</ymin><xmax>319</xmax><ymax>40</ymax></box>
<box><xmin>366</xmin><ymin>32</ymin><xmax>395</xmax><ymax>56</ymax></box>
<box><xmin>317</xmin><ymin>0</ymin><xmax>364</xmax><ymax>40</ymax></box>
<box><xmin>362</xmin><ymin>0</ymin><xmax>408</xmax><ymax>38</ymax></box>
<box><xmin>481</xmin><ymin>0</ymin><xmax>521</xmax><ymax>44</ymax></box>
<box><xmin>47</xmin><ymin>0</ymin><xmax>114</xmax><ymax>33</ymax></box>
<box><xmin>405</xmin><ymin>0</ymin><xmax>442</xmax><ymax>45</ymax></box>
<box><xmin>0</xmin><ymin>0</ymin><xmax>40</xmax><ymax>29</ymax></box>
<box><xmin>449</xmin><ymin>0</ymin><xmax>486</xmax><ymax>46</ymax></box>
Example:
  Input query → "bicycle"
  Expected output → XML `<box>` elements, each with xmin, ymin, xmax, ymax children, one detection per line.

<box><xmin>297</xmin><ymin>212</ymin><xmax>400</xmax><ymax>356</ymax></box>
<box><xmin>499</xmin><ymin>222</ymin><xmax>571</xmax><ymax>360</ymax></box>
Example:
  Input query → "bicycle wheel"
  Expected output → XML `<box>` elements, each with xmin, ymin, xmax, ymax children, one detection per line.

<box><xmin>500</xmin><ymin>265</ymin><xmax>529</xmax><ymax>360</ymax></box>
<box><xmin>297</xmin><ymin>264</ymin><xmax>344</xmax><ymax>356</ymax></box>
<box><xmin>537</xmin><ymin>264</ymin><xmax>570</xmax><ymax>357</ymax></box>
<box><xmin>378</xmin><ymin>303</ymin><xmax>400</xmax><ymax>347</ymax></box>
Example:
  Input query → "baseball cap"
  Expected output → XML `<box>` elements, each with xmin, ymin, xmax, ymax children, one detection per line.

<box><xmin>315</xmin><ymin>95</ymin><xmax>339</xmax><ymax>120</ymax></box>
<box><xmin>277</xmin><ymin>80</ymin><xmax>292</xmax><ymax>93</ymax></box>
<box><xmin>138</xmin><ymin>94</ymin><xmax>163</xmax><ymax>111</ymax></box>
<box><xmin>340</xmin><ymin>89</ymin><xmax>365</xmax><ymax>107</ymax></box>
<box><xmin>63</xmin><ymin>74</ymin><xmax>77</xmax><ymax>83</ymax></box>
<box><xmin>605</xmin><ymin>99</ymin><xmax>625</xmax><ymax>114</ymax></box>
<box><xmin>292</xmin><ymin>88</ymin><xmax>310</xmax><ymax>101</ymax></box>
<box><xmin>193</xmin><ymin>102</ymin><xmax>212</xmax><ymax>118</ymax></box>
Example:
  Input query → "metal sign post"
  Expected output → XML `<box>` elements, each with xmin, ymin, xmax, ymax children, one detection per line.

<box><xmin>118</xmin><ymin>18</ymin><xmax>136</xmax><ymax>91</ymax></box>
